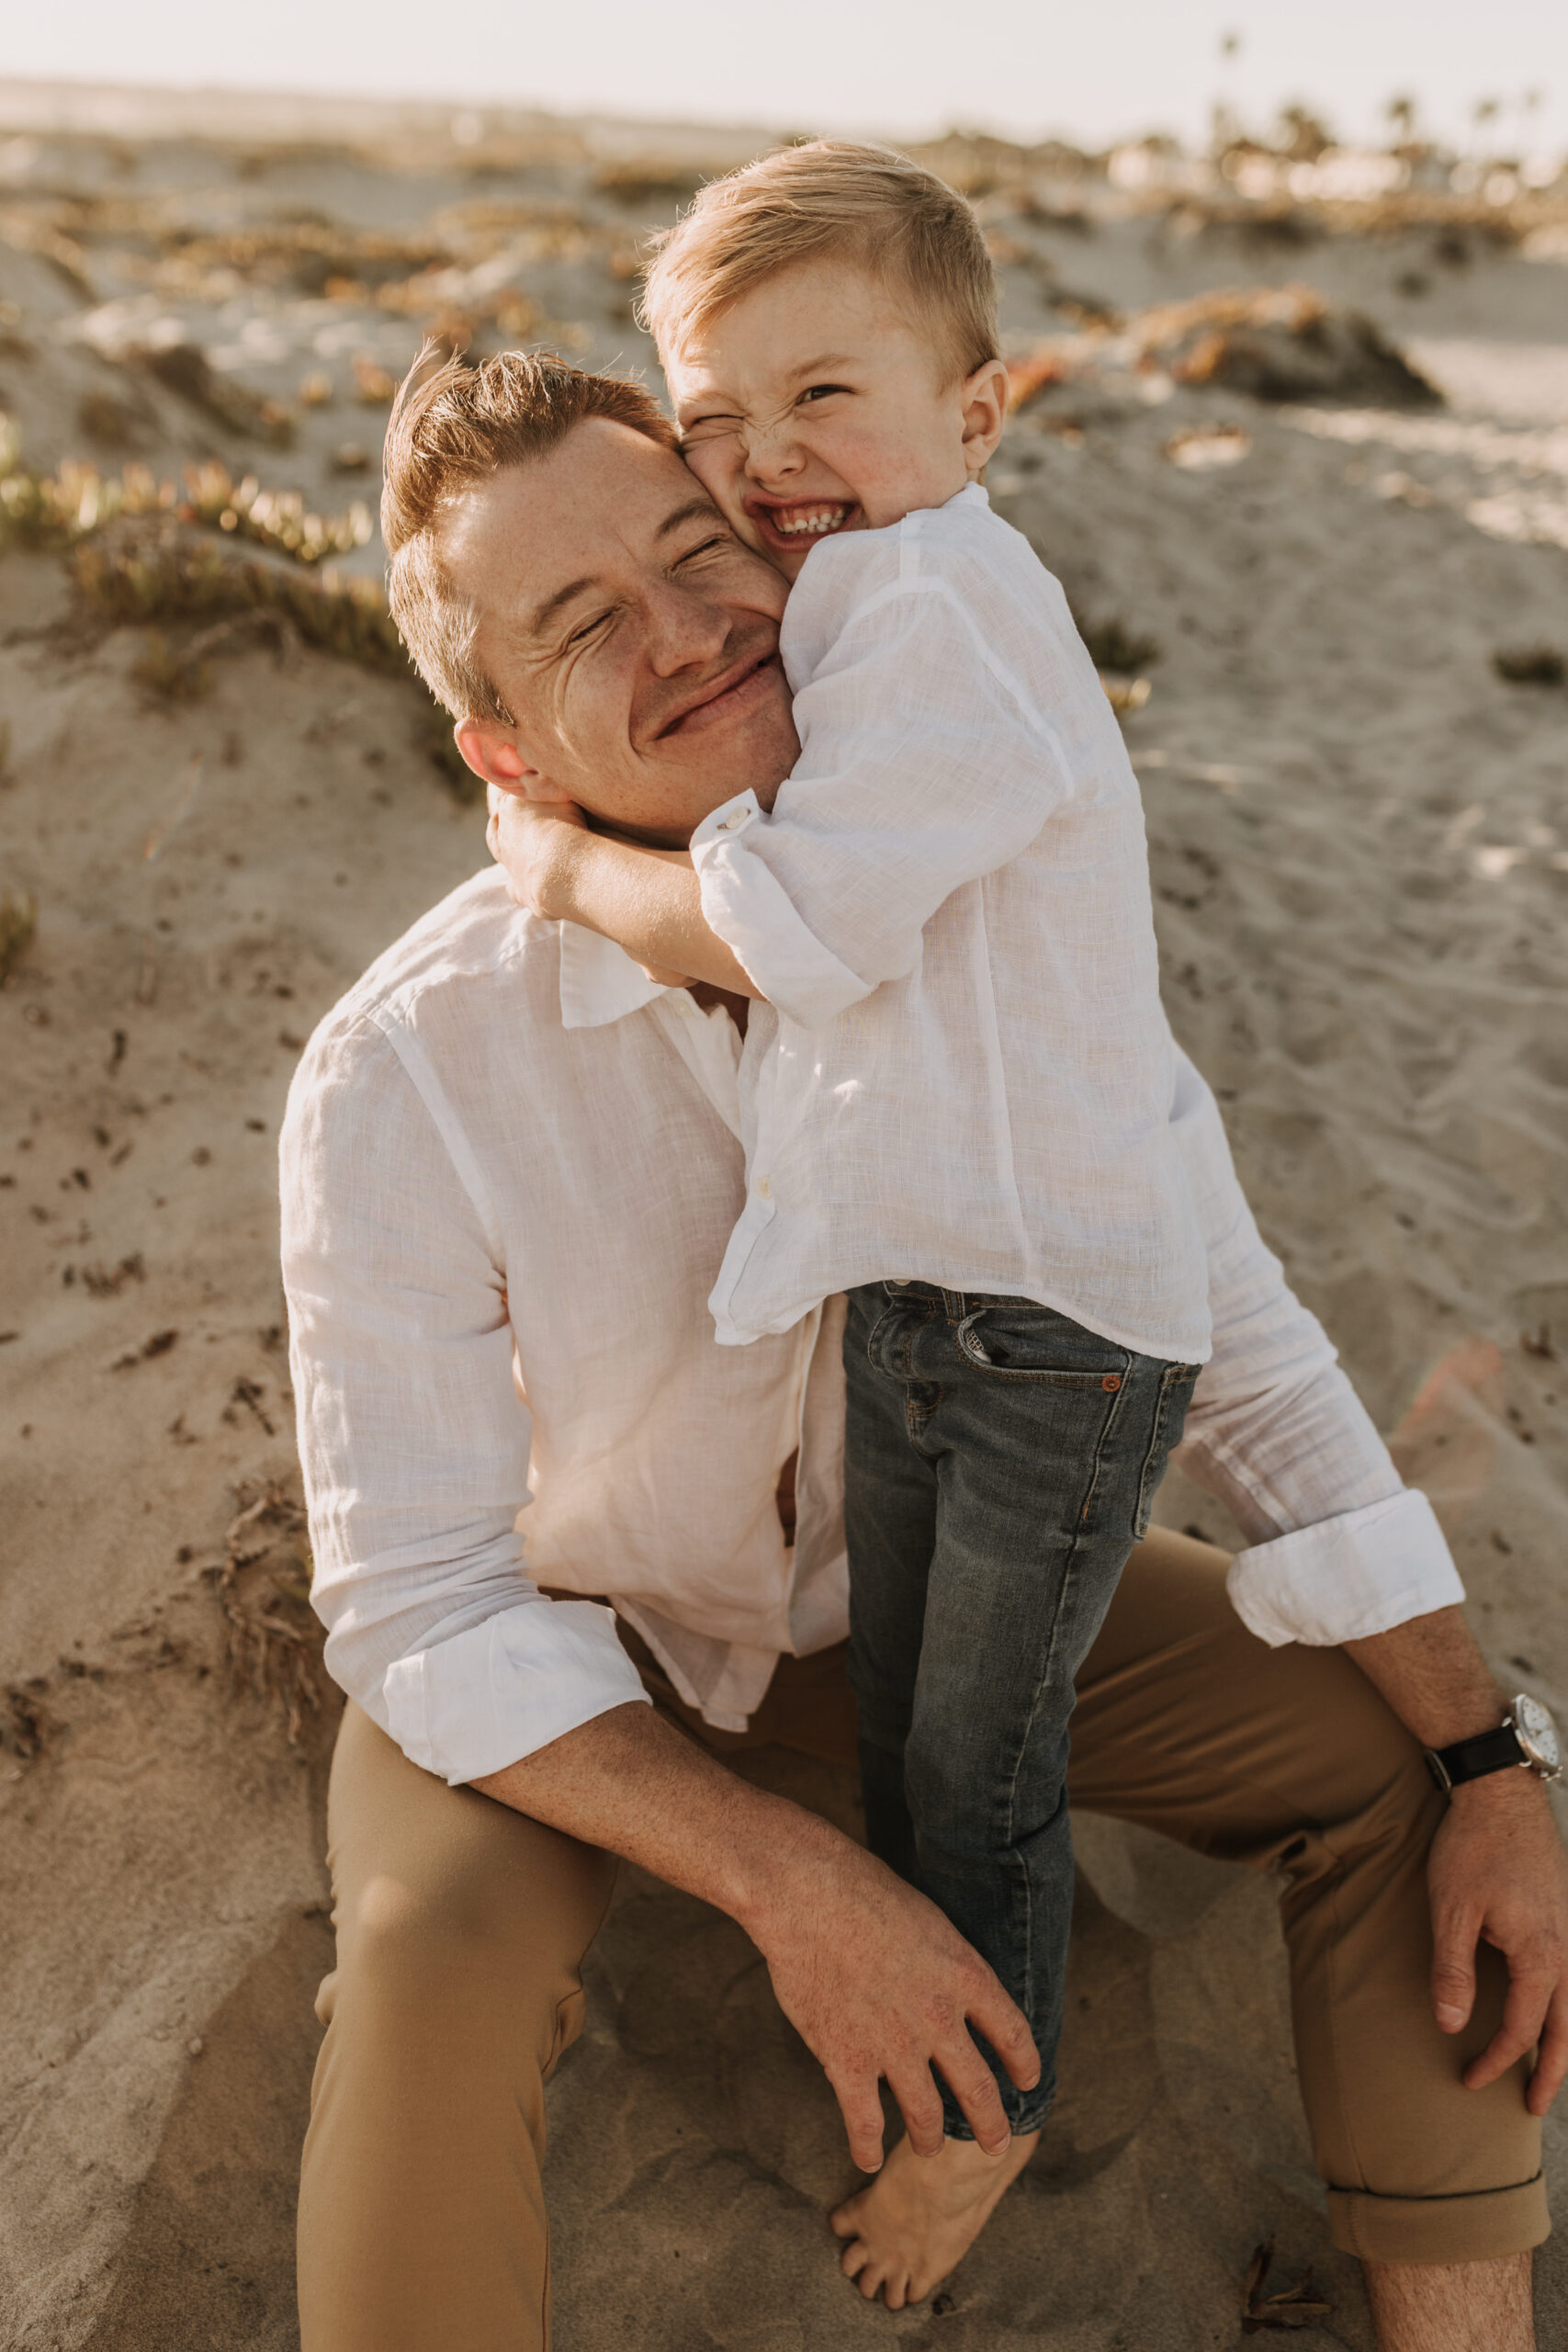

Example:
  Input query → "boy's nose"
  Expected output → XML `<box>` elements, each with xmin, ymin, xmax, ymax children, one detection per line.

<box><xmin>742</xmin><ymin>417</ymin><xmax>806</xmax><ymax>483</ymax></box>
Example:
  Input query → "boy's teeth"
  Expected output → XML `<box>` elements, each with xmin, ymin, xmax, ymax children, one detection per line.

<box><xmin>774</xmin><ymin>505</ymin><xmax>848</xmax><ymax>536</ymax></box>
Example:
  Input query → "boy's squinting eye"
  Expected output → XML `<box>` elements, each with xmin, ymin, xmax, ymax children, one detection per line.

<box><xmin>681</xmin><ymin>413</ymin><xmax>742</xmax><ymax>445</ymax></box>
<box><xmin>798</xmin><ymin>383</ymin><xmax>852</xmax><ymax>406</ymax></box>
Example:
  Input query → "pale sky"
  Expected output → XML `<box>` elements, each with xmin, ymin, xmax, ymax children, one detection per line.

<box><xmin>6</xmin><ymin>0</ymin><xmax>1567</xmax><ymax>156</ymax></box>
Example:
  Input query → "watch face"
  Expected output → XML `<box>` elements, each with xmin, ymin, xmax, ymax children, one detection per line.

<box><xmin>1514</xmin><ymin>1693</ymin><xmax>1562</xmax><ymax>1775</ymax></box>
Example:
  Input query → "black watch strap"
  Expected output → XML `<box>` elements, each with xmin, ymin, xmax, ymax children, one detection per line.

<box><xmin>1427</xmin><ymin>1721</ymin><xmax>1525</xmax><ymax>1794</ymax></box>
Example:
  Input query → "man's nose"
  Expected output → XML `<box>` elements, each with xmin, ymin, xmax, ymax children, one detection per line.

<box><xmin>642</xmin><ymin>578</ymin><xmax>732</xmax><ymax>674</ymax></box>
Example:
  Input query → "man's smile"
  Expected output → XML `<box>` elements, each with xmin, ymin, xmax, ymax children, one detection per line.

<box><xmin>656</xmin><ymin>649</ymin><xmax>784</xmax><ymax>738</ymax></box>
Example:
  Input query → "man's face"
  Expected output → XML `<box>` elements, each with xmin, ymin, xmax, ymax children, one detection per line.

<box><xmin>445</xmin><ymin>419</ymin><xmax>799</xmax><ymax>846</ymax></box>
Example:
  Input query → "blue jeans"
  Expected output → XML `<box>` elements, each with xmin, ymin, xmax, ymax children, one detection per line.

<box><xmin>842</xmin><ymin>1280</ymin><xmax>1201</xmax><ymax>2138</ymax></box>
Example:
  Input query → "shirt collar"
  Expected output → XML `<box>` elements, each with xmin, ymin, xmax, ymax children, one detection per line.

<box><xmin>557</xmin><ymin>918</ymin><xmax>676</xmax><ymax>1030</ymax></box>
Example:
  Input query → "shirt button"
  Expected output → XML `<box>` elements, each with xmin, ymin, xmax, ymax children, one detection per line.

<box><xmin>755</xmin><ymin>1175</ymin><xmax>772</xmax><ymax>1200</ymax></box>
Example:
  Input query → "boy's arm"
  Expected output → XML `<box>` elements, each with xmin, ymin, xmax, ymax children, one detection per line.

<box><xmin>492</xmin><ymin>559</ymin><xmax>1089</xmax><ymax>1019</ymax></box>
<box><xmin>687</xmin><ymin>571</ymin><xmax>1089</xmax><ymax>1029</ymax></box>
<box><xmin>489</xmin><ymin>793</ymin><xmax>761</xmax><ymax>998</ymax></box>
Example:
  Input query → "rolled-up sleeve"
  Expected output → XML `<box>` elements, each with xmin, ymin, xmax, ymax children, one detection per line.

<box><xmin>1169</xmin><ymin>1049</ymin><xmax>1464</xmax><ymax>1645</ymax></box>
<box><xmin>691</xmin><ymin>576</ymin><xmax>1071</xmax><ymax>1029</ymax></box>
<box><xmin>280</xmin><ymin>1014</ymin><xmax>649</xmax><ymax>1784</ymax></box>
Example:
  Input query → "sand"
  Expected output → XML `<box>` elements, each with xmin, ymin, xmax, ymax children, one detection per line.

<box><xmin>1</xmin><ymin>82</ymin><xmax>1567</xmax><ymax>2350</ymax></box>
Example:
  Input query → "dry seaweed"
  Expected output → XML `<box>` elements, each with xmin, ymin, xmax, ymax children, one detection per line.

<box><xmin>0</xmin><ymin>452</ymin><xmax>372</xmax><ymax>566</ymax></box>
<box><xmin>206</xmin><ymin>1478</ymin><xmax>327</xmax><ymax>1749</ymax></box>
<box><xmin>139</xmin><ymin>340</ymin><xmax>295</xmax><ymax>447</ymax></box>
<box><xmin>1077</xmin><ymin>616</ymin><xmax>1161</xmax><ymax>673</ymax></box>
<box><xmin>1009</xmin><ymin>284</ymin><xmax>1442</xmax><ymax>413</ymax></box>
<box><xmin>1130</xmin><ymin>284</ymin><xmax>1440</xmax><ymax>407</ymax></box>
<box><xmin>132</xmin><ymin>628</ymin><xmax>213</xmax><ymax>703</ymax></box>
<box><xmin>593</xmin><ymin>159</ymin><xmax>706</xmax><ymax>209</ymax></box>
<box><xmin>1493</xmin><ymin>645</ymin><xmax>1565</xmax><ymax>686</ymax></box>
<box><xmin>69</xmin><ymin>514</ymin><xmax>406</xmax><ymax>677</ymax></box>
<box><xmin>1239</xmin><ymin>2239</ymin><xmax>1332</xmax><ymax>2332</ymax></box>
<box><xmin>0</xmin><ymin>889</ymin><xmax>37</xmax><ymax>986</ymax></box>
<box><xmin>1</xmin><ymin>1679</ymin><xmax>59</xmax><ymax>1765</ymax></box>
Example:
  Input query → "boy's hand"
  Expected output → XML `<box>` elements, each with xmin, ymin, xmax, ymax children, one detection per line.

<box><xmin>485</xmin><ymin>785</ymin><xmax>758</xmax><ymax>1000</ymax></box>
<box><xmin>487</xmin><ymin>788</ymin><xmax>589</xmax><ymax>922</ymax></box>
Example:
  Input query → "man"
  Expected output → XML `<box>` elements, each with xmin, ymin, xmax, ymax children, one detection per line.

<box><xmin>281</xmin><ymin>349</ymin><xmax>1568</xmax><ymax>2352</ymax></box>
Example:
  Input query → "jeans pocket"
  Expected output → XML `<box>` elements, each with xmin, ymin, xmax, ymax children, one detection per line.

<box><xmin>955</xmin><ymin>1304</ymin><xmax>1132</xmax><ymax>1387</ymax></box>
<box><xmin>1133</xmin><ymin>1362</ymin><xmax>1202</xmax><ymax>1539</ymax></box>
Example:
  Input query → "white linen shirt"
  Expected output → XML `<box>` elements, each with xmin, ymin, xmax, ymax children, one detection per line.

<box><xmin>280</xmin><ymin>870</ymin><xmax>1461</xmax><ymax>1788</ymax></box>
<box><xmin>691</xmin><ymin>482</ymin><xmax>1212</xmax><ymax>1363</ymax></box>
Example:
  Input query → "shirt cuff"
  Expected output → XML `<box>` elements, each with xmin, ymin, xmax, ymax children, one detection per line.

<box><xmin>691</xmin><ymin>791</ymin><xmax>871</xmax><ymax>1028</ymax></box>
<box><xmin>381</xmin><ymin>1597</ymin><xmax>651</xmax><ymax>1783</ymax></box>
<box><xmin>1226</xmin><ymin>1487</ymin><xmax>1464</xmax><ymax>1649</ymax></box>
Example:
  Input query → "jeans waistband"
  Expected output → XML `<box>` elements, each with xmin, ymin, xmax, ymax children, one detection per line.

<box><xmin>881</xmin><ymin>1279</ymin><xmax>1041</xmax><ymax>1315</ymax></box>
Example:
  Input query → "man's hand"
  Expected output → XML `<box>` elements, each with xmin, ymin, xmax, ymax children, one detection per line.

<box><xmin>1428</xmin><ymin>1770</ymin><xmax>1568</xmax><ymax>2115</ymax></box>
<box><xmin>474</xmin><ymin>1700</ymin><xmax>1035</xmax><ymax>2168</ymax></box>
<box><xmin>740</xmin><ymin>1815</ymin><xmax>1040</xmax><ymax>2167</ymax></box>
<box><xmin>1346</xmin><ymin>1603</ymin><xmax>1568</xmax><ymax>2116</ymax></box>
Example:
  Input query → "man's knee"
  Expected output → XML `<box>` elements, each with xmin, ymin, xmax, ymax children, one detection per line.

<box><xmin>323</xmin><ymin>1713</ymin><xmax>616</xmax><ymax>2042</ymax></box>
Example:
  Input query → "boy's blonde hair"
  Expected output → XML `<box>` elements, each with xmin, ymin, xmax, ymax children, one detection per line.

<box><xmin>381</xmin><ymin>344</ymin><xmax>677</xmax><ymax>720</ymax></box>
<box><xmin>639</xmin><ymin>141</ymin><xmax>998</xmax><ymax>384</ymax></box>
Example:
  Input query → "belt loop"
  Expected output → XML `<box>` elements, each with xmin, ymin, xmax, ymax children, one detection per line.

<box><xmin>941</xmin><ymin>1288</ymin><xmax>965</xmax><ymax>1323</ymax></box>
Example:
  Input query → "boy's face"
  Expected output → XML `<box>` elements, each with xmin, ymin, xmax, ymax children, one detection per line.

<box><xmin>664</xmin><ymin>259</ymin><xmax>1007</xmax><ymax>580</ymax></box>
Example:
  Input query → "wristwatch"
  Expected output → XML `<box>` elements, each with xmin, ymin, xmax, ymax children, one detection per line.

<box><xmin>1426</xmin><ymin>1693</ymin><xmax>1563</xmax><ymax>1796</ymax></box>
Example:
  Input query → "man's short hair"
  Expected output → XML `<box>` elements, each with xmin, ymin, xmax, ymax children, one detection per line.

<box><xmin>639</xmin><ymin>141</ymin><xmax>999</xmax><ymax>386</ymax></box>
<box><xmin>381</xmin><ymin>345</ymin><xmax>678</xmax><ymax>721</ymax></box>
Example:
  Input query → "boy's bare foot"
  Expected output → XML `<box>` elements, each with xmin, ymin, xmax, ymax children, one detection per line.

<box><xmin>829</xmin><ymin>2127</ymin><xmax>1040</xmax><ymax>2309</ymax></box>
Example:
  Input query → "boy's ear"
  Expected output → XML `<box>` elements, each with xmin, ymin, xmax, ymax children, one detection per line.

<box><xmin>960</xmin><ymin>358</ymin><xmax>1010</xmax><ymax>478</ymax></box>
<box><xmin>455</xmin><ymin>718</ymin><xmax>543</xmax><ymax>801</ymax></box>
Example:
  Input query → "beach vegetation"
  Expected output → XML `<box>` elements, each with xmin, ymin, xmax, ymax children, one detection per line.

<box><xmin>0</xmin><ymin>889</ymin><xmax>37</xmax><ymax>986</ymax></box>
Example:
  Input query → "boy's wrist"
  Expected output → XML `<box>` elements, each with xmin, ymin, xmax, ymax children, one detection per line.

<box><xmin>531</xmin><ymin>813</ymin><xmax>600</xmax><ymax>924</ymax></box>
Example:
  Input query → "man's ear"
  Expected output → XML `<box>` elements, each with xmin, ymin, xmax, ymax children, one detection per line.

<box><xmin>454</xmin><ymin>718</ymin><xmax>545</xmax><ymax>801</ymax></box>
<box><xmin>960</xmin><ymin>358</ymin><xmax>1010</xmax><ymax>479</ymax></box>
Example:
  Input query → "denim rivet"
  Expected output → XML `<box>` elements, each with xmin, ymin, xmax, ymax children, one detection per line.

<box><xmin>1102</xmin><ymin>1374</ymin><xmax>1122</xmax><ymax>1392</ymax></box>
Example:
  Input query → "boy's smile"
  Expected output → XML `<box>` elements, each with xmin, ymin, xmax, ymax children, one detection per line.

<box><xmin>662</xmin><ymin>258</ymin><xmax>1008</xmax><ymax>581</ymax></box>
<box><xmin>743</xmin><ymin>491</ymin><xmax>861</xmax><ymax>560</ymax></box>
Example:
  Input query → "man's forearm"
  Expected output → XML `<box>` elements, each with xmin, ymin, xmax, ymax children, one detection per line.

<box><xmin>1345</xmin><ymin>1604</ymin><xmax>1552</xmax><ymax>1833</ymax></box>
<box><xmin>1344</xmin><ymin>1604</ymin><xmax>1505</xmax><ymax>1749</ymax></box>
<box><xmin>554</xmin><ymin>834</ymin><xmax>761</xmax><ymax>998</ymax></box>
<box><xmin>473</xmin><ymin>1699</ymin><xmax>820</xmax><ymax>1932</ymax></box>
<box><xmin>472</xmin><ymin>1697</ymin><xmax>1041</xmax><ymax>2164</ymax></box>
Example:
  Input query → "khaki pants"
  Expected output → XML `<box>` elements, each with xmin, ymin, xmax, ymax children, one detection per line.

<box><xmin>297</xmin><ymin>1530</ymin><xmax>1547</xmax><ymax>2350</ymax></box>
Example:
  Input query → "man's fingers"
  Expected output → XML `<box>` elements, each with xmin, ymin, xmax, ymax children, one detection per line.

<box><xmin>829</xmin><ymin>2069</ymin><xmax>888</xmax><ymax>2174</ymax></box>
<box><xmin>1429</xmin><ymin>1906</ymin><xmax>1481</xmax><ymax>2033</ymax></box>
<box><xmin>927</xmin><ymin>2022</ymin><xmax>1011</xmax><ymax>2154</ymax></box>
<box><xmin>886</xmin><ymin>2066</ymin><xmax>947</xmax><ymax>2160</ymax></box>
<box><xmin>1526</xmin><ymin>1986</ymin><xmax>1568</xmax><ymax>2117</ymax></box>
<box><xmin>968</xmin><ymin>1982</ymin><xmax>1041</xmax><ymax>2092</ymax></box>
<box><xmin>1462</xmin><ymin>1964</ymin><xmax>1554</xmax><ymax>2091</ymax></box>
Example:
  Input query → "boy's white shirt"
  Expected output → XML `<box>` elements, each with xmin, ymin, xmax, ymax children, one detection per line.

<box><xmin>691</xmin><ymin>483</ymin><xmax>1213</xmax><ymax>1363</ymax></box>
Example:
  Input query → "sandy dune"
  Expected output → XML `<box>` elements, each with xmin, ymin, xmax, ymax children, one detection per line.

<box><xmin>2</xmin><ymin>83</ymin><xmax>1567</xmax><ymax>2349</ymax></box>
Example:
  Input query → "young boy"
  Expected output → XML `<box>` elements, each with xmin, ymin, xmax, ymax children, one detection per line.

<box><xmin>493</xmin><ymin>141</ymin><xmax>1211</xmax><ymax>2303</ymax></box>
